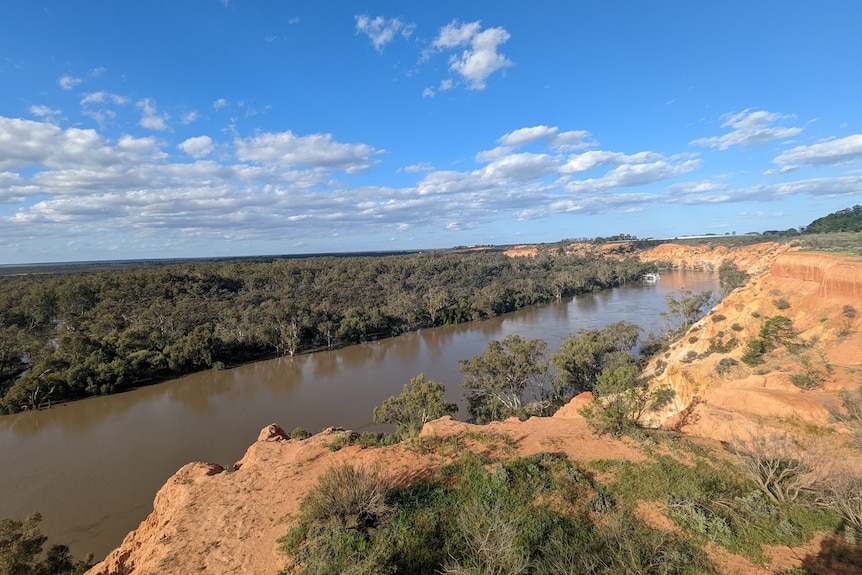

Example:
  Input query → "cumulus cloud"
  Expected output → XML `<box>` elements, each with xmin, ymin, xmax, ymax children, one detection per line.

<box><xmin>431</xmin><ymin>20</ymin><xmax>513</xmax><ymax>90</ymax></box>
<box><xmin>355</xmin><ymin>15</ymin><xmax>415</xmax><ymax>52</ymax></box>
<box><xmin>560</xmin><ymin>151</ymin><xmax>664</xmax><ymax>174</ymax></box>
<box><xmin>566</xmin><ymin>158</ymin><xmax>701</xmax><ymax>193</ymax></box>
<box><xmin>81</xmin><ymin>91</ymin><xmax>128</xmax><ymax>106</ymax></box>
<box><xmin>235</xmin><ymin>130</ymin><xmax>380</xmax><ymax>173</ymax></box>
<box><xmin>0</xmin><ymin>117</ymin><xmax>166</xmax><ymax>172</ymax></box>
<box><xmin>136</xmin><ymin>98</ymin><xmax>170</xmax><ymax>131</ymax></box>
<box><xmin>476</xmin><ymin>126</ymin><xmax>588</xmax><ymax>162</ymax></box>
<box><xmin>178</xmin><ymin>136</ymin><xmax>214</xmax><ymax>158</ymax></box>
<box><xmin>4</xmin><ymin>110</ymin><xmax>862</xmax><ymax>263</ymax></box>
<box><xmin>29</xmin><ymin>105</ymin><xmax>61</xmax><ymax>119</ymax></box>
<box><xmin>666</xmin><ymin>181</ymin><xmax>733</xmax><ymax>204</ymax></box>
<box><xmin>58</xmin><ymin>75</ymin><xmax>82</xmax><ymax>90</ymax></box>
<box><xmin>691</xmin><ymin>109</ymin><xmax>802</xmax><ymax>150</ymax></box>
<box><xmin>773</xmin><ymin>133</ymin><xmax>862</xmax><ymax>166</ymax></box>
<box><xmin>213</xmin><ymin>98</ymin><xmax>228</xmax><ymax>110</ymax></box>
<box><xmin>401</xmin><ymin>162</ymin><xmax>433</xmax><ymax>173</ymax></box>
<box><xmin>181</xmin><ymin>111</ymin><xmax>199</xmax><ymax>125</ymax></box>
<box><xmin>549</xmin><ymin>130</ymin><xmax>594</xmax><ymax>151</ymax></box>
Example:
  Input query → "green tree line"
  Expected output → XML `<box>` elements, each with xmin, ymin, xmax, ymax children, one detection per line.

<box><xmin>0</xmin><ymin>249</ymin><xmax>652</xmax><ymax>413</ymax></box>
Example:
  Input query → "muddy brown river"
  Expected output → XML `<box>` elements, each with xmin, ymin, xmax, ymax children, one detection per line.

<box><xmin>0</xmin><ymin>270</ymin><xmax>717</xmax><ymax>561</ymax></box>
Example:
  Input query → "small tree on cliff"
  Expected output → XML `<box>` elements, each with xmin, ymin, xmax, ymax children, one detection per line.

<box><xmin>579</xmin><ymin>363</ymin><xmax>675</xmax><ymax>437</ymax></box>
<box><xmin>459</xmin><ymin>335</ymin><xmax>548</xmax><ymax>423</ymax></box>
<box><xmin>718</xmin><ymin>260</ymin><xmax>750</xmax><ymax>298</ymax></box>
<box><xmin>373</xmin><ymin>374</ymin><xmax>458</xmax><ymax>440</ymax></box>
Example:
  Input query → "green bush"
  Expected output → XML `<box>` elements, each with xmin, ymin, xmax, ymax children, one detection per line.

<box><xmin>373</xmin><ymin>374</ymin><xmax>458</xmax><ymax>440</ymax></box>
<box><xmin>281</xmin><ymin>452</ymin><xmax>717</xmax><ymax>575</ymax></box>
<box><xmin>715</xmin><ymin>357</ymin><xmax>739</xmax><ymax>376</ymax></box>
<box><xmin>741</xmin><ymin>339</ymin><xmax>769</xmax><ymax>366</ymax></box>
<box><xmin>773</xmin><ymin>298</ymin><xmax>791</xmax><ymax>310</ymax></box>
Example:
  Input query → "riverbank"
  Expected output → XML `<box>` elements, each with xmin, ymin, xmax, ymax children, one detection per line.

<box><xmin>87</xmin><ymin>246</ymin><xmax>862</xmax><ymax>574</ymax></box>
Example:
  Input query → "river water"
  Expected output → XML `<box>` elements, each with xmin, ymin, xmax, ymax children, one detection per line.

<box><xmin>0</xmin><ymin>270</ymin><xmax>716</xmax><ymax>561</ymax></box>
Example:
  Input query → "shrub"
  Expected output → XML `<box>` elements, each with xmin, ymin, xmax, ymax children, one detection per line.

<box><xmin>289</xmin><ymin>427</ymin><xmax>312</xmax><ymax>440</ymax></box>
<box><xmin>711</xmin><ymin>314</ymin><xmax>726</xmax><ymax>323</ymax></box>
<box><xmin>760</xmin><ymin>316</ymin><xmax>795</xmax><ymax>347</ymax></box>
<box><xmin>715</xmin><ymin>357</ymin><xmax>739</xmax><ymax>376</ymax></box>
<box><xmin>299</xmin><ymin>464</ymin><xmax>393</xmax><ymax>530</ymax></box>
<box><xmin>708</xmin><ymin>337</ymin><xmax>738</xmax><ymax>354</ymax></box>
<box><xmin>729</xmin><ymin>434</ymin><xmax>824</xmax><ymax>504</ymax></box>
<box><xmin>840</xmin><ymin>385</ymin><xmax>862</xmax><ymax>424</ymax></box>
<box><xmin>731</xmin><ymin>323</ymin><xmax>744</xmax><ymax>332</ymax></box>
<box><xmin>773</xmin><ymin>298</ymin><xmax>791</xmax><ymax>310</ymax></box>
<box><xmin>741</xmin><ymin>339</ymin><xmax>768</xmax><ymax>366</ymax></box>
<box><xmin>373</xmin><ymin>374</ymin><xmax>458</xmax><ymax>440</ymax></box>
<box><xmin>819</xmin><ymin>467</ymin><xmax>862</xmax><ymax>542</ymax></box>
<box><xmin>579</xmin><ymin>364</ymin><xmax>675</xmax><ymax>437</ymax></box>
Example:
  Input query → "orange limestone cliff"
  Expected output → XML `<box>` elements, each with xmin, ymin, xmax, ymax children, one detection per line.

<box><xmin>647</xmin><ymin>252</ymin><xmax>862</xmax><ymax>442</ymax></box>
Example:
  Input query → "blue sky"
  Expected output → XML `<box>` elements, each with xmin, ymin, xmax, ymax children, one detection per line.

<box><xmin>1</xmin><ymin>1</ymin><xmax>861</xmax><ymax>264</ymax></box>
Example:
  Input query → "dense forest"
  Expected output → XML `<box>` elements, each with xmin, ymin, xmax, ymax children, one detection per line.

<box><xmin>0</xmin><ymin>248</ymin><xmax>652</xmax><ymax>413</ymax></box>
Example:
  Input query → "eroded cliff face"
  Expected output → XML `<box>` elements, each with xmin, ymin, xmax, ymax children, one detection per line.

<box><xmin>637</xmin><ymin>241</ymin><xmax>791</xmax><ymax>273</ymax></box>
<box><xmin>647</xmin><ymin>252</ymin><xmax>862</xmax><ymax>442</ymax></box>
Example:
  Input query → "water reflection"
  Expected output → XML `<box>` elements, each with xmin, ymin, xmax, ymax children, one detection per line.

<box><xmin>0</xmin><ymin>270</ymin><xmax>717</xmax><ymax>561</ymax></box>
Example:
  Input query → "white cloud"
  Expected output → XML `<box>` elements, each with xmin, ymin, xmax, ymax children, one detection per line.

<box><xmin>433</xmin><ymin>21</ymin><xmax>482</xmax><ymax>49</ymax></box>
<box><xmin>548</xmin><ymin>130</ymin><xmax>594</xmax><ymax>151</ymax></box>
<box><xmin>355</xmin><ymin>15</ymin><xmax>415</xmax><ymax>52</ymax></box>
<box><xmin>90</xmin><ymin>67</ymin><xmax>106</xmax><ymax>77</ymax></box>
<box><xmin>213</xmin><ymin>98</ymin><xmax>228</xmax><ymax>110</ymax></box>
<box><xmin>58</xmin><ymin>75</ymin><xmax>81</xmax><ymax>90</ymax></box>
<box><xmin>560</xmin><ymin>151</ymin><xmax>664</xmax><ymax>174</ymax></box>
<box><xmin>80</xmin><ymin>91</ymin><xmax>128</xmax><ymax>106</ymax></box>
<box><xmin>235</xmin><ymin>130</ymin><xmax>380</xmax><ymax>172</ymax></box>
<box><xmin>764</xmin><ymin>165</ymin><xmax>799</xmax><ymax>176</ymax></box>
<box><xmin>401</xmin><ymin>162</ymin><xmax>433</xmax><ymax>173</ymax></box>
<box><xmin>136</xmin><ymin>98</ymin><xmax>170</xmax><ymax>131</ymax></box>
<box><xmin>499</xmin><ymin>125</ymin><xmax>558</xmax><ymax>148</ymax></box>
<box><xmin>29</xmin><ymin>105</ymin><xmax>61</xmax><ymax>119</ymax></box>
<box><xmin>691</xmin><ymin>109</ymin><xmax>802</xmax><ymax>150</ymax></box>
<box><xmin>773</xmin><ymin>133</ymin><xmax>862</xmax><ymax>166</ymax></box>
<box><xmin>666</xmin><ymin>181</ymin><xmax>732</xmax><ymax>204</ymax></box>
<box><xmin>0</xmin><ymin>116</ymin><xmax>166</xmax><ymax>172</ymax></box>
<box><xmin>477</xmin><ymin>125</ymin><xmax>570</xmax><ymax>162</ymax></box>
<box><xmin>431</xmin><ymin>20</ymin><xmax>513</xmax><ymax>90</ymax></box>
<box><xmin>181</xmin><ymin>111</ymin><xmax>199</xmax><ymax>125</ymax></box>
<box><xmin>566</xmin><ymin>159</ymin><xmax>701</xmax><ymax>193</ymax></box>
<box><xmin>178</xmin><ymin>136</ymin><xmax>214</xmax><ymax>159</ymax></box>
